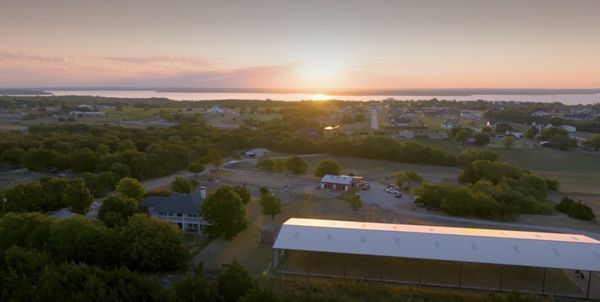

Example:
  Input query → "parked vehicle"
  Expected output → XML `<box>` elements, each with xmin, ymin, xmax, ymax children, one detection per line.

<box><xmin>386</xmin><ymin>188</ymin><xmax>399</xmax><ymax>194</ymax></box>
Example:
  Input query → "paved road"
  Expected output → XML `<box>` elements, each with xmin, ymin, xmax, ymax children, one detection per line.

<box><xmin>370</xmin><ymin>106</ymin><xmax>379</xmax><ymax>130</ymax></box>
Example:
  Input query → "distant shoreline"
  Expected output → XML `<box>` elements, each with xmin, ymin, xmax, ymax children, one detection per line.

<box><xmin>3</xmin><ymin>87</ymin><xmax>600</xmax><ymax>96</ymax></box>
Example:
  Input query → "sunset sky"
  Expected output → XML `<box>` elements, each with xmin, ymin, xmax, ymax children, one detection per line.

<box><xmin>1</xmin><ymin>0</ymin><xmax>600</xmax><ymax>89</ymax></box>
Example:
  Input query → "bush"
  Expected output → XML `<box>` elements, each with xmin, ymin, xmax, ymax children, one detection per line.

<box><xmin>567</xmin><ymin>202</ymin><xmax>596</xmax><ymax>221</ymax></box>
<box><xmin>556</xmin><ymin>197</ymin><xmax>575</xmax><ymax>213</ymax></box>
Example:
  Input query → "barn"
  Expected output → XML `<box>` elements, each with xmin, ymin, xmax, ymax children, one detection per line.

<box><xmin>320</xmin><ymin>175</ymin><xmax>360</xmax><ymax>191</ymax></box>
<box><xmin>272</xmin><ymin>218</ymin><xmax>600</xmax><ymax>299</ymax></box>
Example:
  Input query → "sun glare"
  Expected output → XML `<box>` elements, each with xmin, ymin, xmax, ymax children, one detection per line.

<box><xmin>311</xmin><ymin>93</ymin><xmax>330</xmax><ymax>101</ymax></box>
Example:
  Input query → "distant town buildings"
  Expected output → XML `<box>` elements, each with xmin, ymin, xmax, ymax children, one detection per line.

<box><xmin>69</xmin><ymin>111</ymin><xmax>106</xmax><ymax>117</ymax></box>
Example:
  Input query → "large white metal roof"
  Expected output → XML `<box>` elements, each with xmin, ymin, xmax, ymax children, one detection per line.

<box><xmin>273</xmin><ymin>218</ymin><xmax>600</xmax><ymax>271</ymax></box>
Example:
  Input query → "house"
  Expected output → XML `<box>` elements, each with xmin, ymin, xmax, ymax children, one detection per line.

<box><xmin>398</xmin><ymin>130</ymin><xmax>415</xmax><ymax>140</ymax></box>
<box><xmin>460</xmin><ymin>111</ymin><xmax>481</xmax><ymax>120</ymax></box>
<box><xmin>506</xmin><ymin>131</ymin><xmax>524</xmax><ymax>139</ymax></box>
<box><xmin>77</xmin><ymin>104</ymin><xmax>95</xmax><ymax>111</ymax></box>
<box><xmin>532</xmin><ymin>111</ymin><xmax>551</xmax><ymax>117</ymax></box>
<box><xmin>206</xmin><ymin>105</ymin><xmax>226</xmax><ymax>114</ymax></box>
<box><xmin>560</xmin><ymin>125</ymin><xmax>576</xmax><ymax>133</ymax></box>
<box><xmin>441</xmin><ymin>119</ymin><xmax>459</xmax><ymax>129</ymax></box>
<box><xmin>320</xmin><ymin>175</ymin><xmax>362</xmax><ymax>191</ymax></box>
<box><xmin>428</xmin><ymin>131</ymin><xmax>449</xmax><ymax>140</ymax></box>
<box><xmin>389</xmin><ymin>116</ymin><xmax>412</xmax><ymax>127</ymax></box>
<box><xmin>531</xmin><ymin>121</ymin><xmax>554</xmax><ymax>130</ymax></box>
<box><xmin>141</xmin><ymin>187</ymin><xmax>209</xmax><ymax>234</ymax></box>
<box><xmin>69</xmin><ymin>111</ymin><xmax>106</xmax><ymax>117</ymax></box>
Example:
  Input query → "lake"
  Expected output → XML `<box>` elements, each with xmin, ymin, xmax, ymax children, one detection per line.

<box><xmin>47</xmin><ymin>90</ymin><xmax>600</xmax><ymax>105</ymax></box>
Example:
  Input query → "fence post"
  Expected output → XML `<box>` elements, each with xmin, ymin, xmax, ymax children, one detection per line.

<box><xmin>499</xmin><ymin>265</ymin><xmax>504</xmax><ymax>291</ymax></box>
<box><xmin>587</xmin><ymin>271</ymin><xmax>593</xmax><ymax>300</ymax></box>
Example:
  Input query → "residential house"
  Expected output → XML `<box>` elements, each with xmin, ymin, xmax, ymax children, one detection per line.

<box><xmin>460</xmin><ymin>111</ymin><xmax>481</xmax><ymax>120</ymax></box>
<box><xmin>441</xmin><ymin>119</ymin><xmax>459</xmax><ymax>129</ymax></box>
<box><xmin>398</xmin><ymin>130</ymin><xmax>415</xmax><ymax>140</ymax></box>
<box><xmin>560</xmin><ymin>125</ymin><xmax>576</xmax><ymax>133</ymax></box>
<box><xmin>506</xmin><ymin>131</ymin><xmax>524</xmax><ymax>139</ymax></box>
<box><xmin>206</xmin><ymin>105</ymin><xmax>226</xmax><ymax>114</ymax></box>
<box><xmin>141</xmin><ymin>188</ymin><xmax>209</xmax><ymax>234</ymax></box>
<box><xmin>532</xmin><ymin>111</ymin><xmax>551</xmax><ymax>117</ymax></box>
<box><xmin>531</xmin><ymin>121</ymin><xmax>554</xmax><ymax>130</ymax></box>
<box><xmin>77</xmin><ymin>104</ymin><xmax>95</xmax><ymax>111</ymax></box>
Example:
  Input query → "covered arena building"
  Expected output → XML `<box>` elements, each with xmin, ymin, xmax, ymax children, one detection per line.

<box><xmin>272</xmin><ymin>218</ymin><xmax>600</xmax><ymax>299</ymax></box>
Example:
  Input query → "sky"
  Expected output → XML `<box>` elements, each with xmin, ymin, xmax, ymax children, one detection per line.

<box><xmin>1</xmin><ymin>0</ymin><xmax>600</xmax><ymax>90</ymax></box>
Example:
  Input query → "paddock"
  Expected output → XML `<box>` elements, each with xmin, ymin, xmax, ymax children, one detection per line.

<box><xmin>272</xmin><ymin>218</ymin><xmax>600</xmax><ymax>299</ymax></box>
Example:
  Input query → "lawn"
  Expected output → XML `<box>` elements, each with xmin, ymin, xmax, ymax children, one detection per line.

<box><xmin>492</xmin><ymin>147</ymin><xmax>600</xmax><ymax>194</ymax></box>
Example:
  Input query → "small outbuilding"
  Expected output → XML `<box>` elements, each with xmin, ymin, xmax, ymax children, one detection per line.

<box><xmin>320</xmin><ymin>175</ymin><xmax>362</xmax><ymax>191</ymax></box>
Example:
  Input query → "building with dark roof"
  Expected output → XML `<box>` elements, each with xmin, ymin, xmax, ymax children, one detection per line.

<box><xmin>141</xmin><ymin>188</ymin><xmax>209</xmax><ymax>234</ymax></box>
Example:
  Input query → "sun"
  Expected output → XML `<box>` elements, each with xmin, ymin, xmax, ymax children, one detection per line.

<box><xmin>311</xmin><ymin>93</ymin><xmax>331</xmax><ymax>101</ymax></box>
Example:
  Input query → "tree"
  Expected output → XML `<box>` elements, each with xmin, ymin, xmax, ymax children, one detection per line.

<box><xmin>525</xmin><ymin>127</ymin><xmax>538</xmax><ymax>140</ymax></box>
<box><xmin>204</xmin><ymin>149</ymin><xmax>223</xmax><ymax>168</ymax></box>
<box><xmin>121</xmin><ymin>214</ymin><xmax>188</xmax><ymax>271</ymax></box>
<box><xmin>40</xmin><ymin>176</ymin><xmax>70</xmax><ymax>209</ymax></box>
<box><xmin>343</xmin><ymin>188</ymin><xmax>362</xmax><ymax>211</ymax></box>
<box><xmin>502</xmin><ymin>136</ymin><xmax>516</xmax><ymax>149</ymax></box>
<box><xmin>117</xmin><ymin>139</ymin><xmax>137</xmax><ymax>152</ymax></box>
<box><xmin>171</xmin><ymin>177</ymin><xmax>198</xmax><ymax>194</ymax></box>
<box><xmin>395</xmin><ymin>171</ymin><xmax>424</xmax><ymax>188</ymax></box>
<box><xmin>453</xmin><ymin>128</ymin><xmax>473</xmax><ymax>144</ymax></box>
<box><xmin>201</xmin><ymin>186</ymin><xmax>248</xmax><ymax>239</ymax></box>
<box><xmin>473</xmin><ymin>133</ymin><xmax>490</xmax><ymax>146</ymax></box>
<box><xmin>187</xmin><ymin>161</ymin><xmax>204</xmax><ymax>174</ymax></box>
<box><xmin>3</xmin><ymin>182</ymin><xmax>49</xmax><ymax>213</ymax></box>
<box><xmin>457</xmin><ymin>149</ymin><xmax>498</xmax><ymax>166</ymax></box>
<box><xmin>286</xmin><ymin>156</ymin><xmax>307</xmax><ymax>175</ymax></box>
<box><xmin>585</xmin><ymin>134</ymin><xmax>600</xmax><ymax>151</ymax></box>
<box><xmin>1</xmin><ymin>147</ymin><xmax>24</xmax><ymax>165</ymax></box>
<box><xmin>258</xmin><ymin>190</ymin><xmax>281</xmax><ymax>220</ymax></box>
<box><xmin>98</xmin><ymin>194</ymin><xmax>138</xmax><ymax>227</ymax></box>
<box><xmin>240</xmin><ymin>287</ymin><xmax>280</xmax><ymax>302</ymax></box>
<box><xmin>217</xmin><ymin>261</ymin><xmax>255</xmax><ymax>302</ymax></box>
<box><xmin>62</xmin><ymin>179</ymin><xmax>93</xmax><ymax>214</ymax></box>
<box><xmin>115</xmin><ymin>177</ymin><xmax>145</xmax><ymax>202</ymax></box>
<box><xmin>232</xmin><ymin>185</ymin><xmax>251</xmax><ymax>204</ymax></box>
<box><xmin>314</xmin><ymin>159</ymin><xmax>341</xmax><ymax>177</ymax></box>
<box><xmin>96</xmin><ymin>143</ymin><xmax>111</xmax><ymax>155</ymax></box>
<box><xmin>171</xmin><ymin>273</ymin><xmax>221</xmax><ymax>302</ymax></box>
<box><xmin>21</xmin><ymin>148</ymin><xmax>58</xmax><ymax>170</ymax></box>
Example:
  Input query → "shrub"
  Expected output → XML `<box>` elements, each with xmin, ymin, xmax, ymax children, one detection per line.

<box><xmin>567</xmin><ymin>202</ymin><xmax>596</xmax><ymax>221</ymax></box>
<box><xmin>556</xmin><ymin>197</ymin><xmax>575</xmax><ymax>213</ymax></box>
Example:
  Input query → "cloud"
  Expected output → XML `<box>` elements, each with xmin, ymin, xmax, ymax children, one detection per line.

<box><xmin>0</xmin><ymin>47</ymin><xmax>300</xmax><ymax>88</ymax></box>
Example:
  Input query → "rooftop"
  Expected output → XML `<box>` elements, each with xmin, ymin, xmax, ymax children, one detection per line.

<box><xmin>274</xmin><ymin>218</ymin><xmax>600</xmax><ymax>271</ymax></box>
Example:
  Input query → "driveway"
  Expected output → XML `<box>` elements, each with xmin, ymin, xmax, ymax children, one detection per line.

<box><xmin>360</xmin><ymin>181</ymin><xmax>413</xmax><ymax>211</ymax></box>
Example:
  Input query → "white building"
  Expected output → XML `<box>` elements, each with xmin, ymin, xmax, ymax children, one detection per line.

<box><xmin>272</xmin><ymin>218</ymin><xmax>600</xmax><ymax>298</ymax></box>
<box><xmin>560</xmin><ymin>125</ymin><xmax>577</xmax><ymax>133</ymax></box>
<box><xmin>69</xmin><ymin>111</ymin><xmax>106</xmax><ymax>117</ymax></box>
<box><xmin>532</xmin><ymin>111</ymin><xmax>551</xmax><ymax>117</ymax></box>
<box><xmin>206</xmin><ymin>105</ymin><xmax>226</xmax><ymax>114</ymax></box>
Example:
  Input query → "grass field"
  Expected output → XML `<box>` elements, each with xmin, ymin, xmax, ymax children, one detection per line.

<box><xmin>492</xmin><ymin>147</ymin><xmax>600</xmax><ymax>194</ymax></box>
